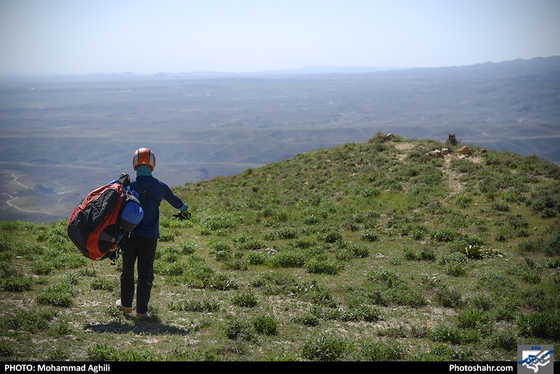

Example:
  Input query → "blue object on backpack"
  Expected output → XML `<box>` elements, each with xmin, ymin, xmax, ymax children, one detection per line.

<box><xmin>121</xmin><ymin>200</ymin><xmax>144</xmax><ymax>228</ymax></box>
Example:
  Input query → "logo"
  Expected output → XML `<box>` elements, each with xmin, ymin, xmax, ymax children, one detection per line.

<box><xmin>518</xmin><ymin>345</ymin><xmax>554</xmax><ymax>374</ymax></box>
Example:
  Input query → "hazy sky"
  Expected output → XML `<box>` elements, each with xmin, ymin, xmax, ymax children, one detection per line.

<box><xmin>1</xmin><ymin>0</ymin><xmax>559</xmax><ymax>76</ymax></box>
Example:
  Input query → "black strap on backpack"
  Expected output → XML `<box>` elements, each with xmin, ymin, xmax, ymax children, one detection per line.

<box><xmin>136</xmin><ymin>179</ymin><xmax>160</xmax><ymax>206</ymax></box>
<box><xmin>109</xmin><ymin>173</ymin><xmax>134</xmax><ymax>265</ymax></box>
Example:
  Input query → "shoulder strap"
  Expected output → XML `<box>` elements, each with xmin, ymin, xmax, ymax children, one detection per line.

<box><xmin>136</xmin><ymin>179</ymin><xmax>160</xmax><ymax>206</ymax></box>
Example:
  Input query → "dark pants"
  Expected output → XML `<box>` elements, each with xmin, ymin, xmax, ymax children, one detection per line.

<box><xmin>120</xmin><ymin>235</ymin><xmax>158</xmax><ymax>314</ymax></box>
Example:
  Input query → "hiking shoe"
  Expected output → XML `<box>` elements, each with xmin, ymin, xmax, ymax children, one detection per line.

<box><xmin>115</xmin><ymin>300</ymin><xmax>134</xmax><ymax>314</ymax></box>
<box><xmin>120</xmin><ymin>306</ymin><xmax>134</xmax><ymax>314</ymax></box>
<box><xmin>135</xmin><ymin>313</ymin><xmax>149</xmax><ymax>321</ymax></box>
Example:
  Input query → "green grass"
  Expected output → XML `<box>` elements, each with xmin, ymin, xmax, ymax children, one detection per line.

<box><xmin>1</xmin><ymin>133</ymin><xmax>559</xmax><ymax>361</ymax></box>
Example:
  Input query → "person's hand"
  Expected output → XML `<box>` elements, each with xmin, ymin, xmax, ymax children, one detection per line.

<box><xmin>173</xmin><ymin>210</ymin><xmax>191</xmax><ymax>221</ymax></box>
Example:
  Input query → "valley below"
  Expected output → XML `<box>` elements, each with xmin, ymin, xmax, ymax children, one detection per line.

<box><xmin>1</xmin><ymin>57</ymin><xmax>559</xmax><ymax>223</ymax></box>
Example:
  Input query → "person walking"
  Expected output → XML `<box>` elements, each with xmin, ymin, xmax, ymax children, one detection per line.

<box><xmin>118</xmin><ymin>148</ymin><xmax>190</xmax><ymax>320</ymax></box>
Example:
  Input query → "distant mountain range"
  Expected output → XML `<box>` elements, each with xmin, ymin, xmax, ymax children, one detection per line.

<box><xmin>8</xmin><ymin>56</ymin><xmax>550</xmax><ymax>80</ymax></box>
<box><xmin>27</xmin><ymin>66</ymin><xmax>407</xmax><ymax>81</ymax></box>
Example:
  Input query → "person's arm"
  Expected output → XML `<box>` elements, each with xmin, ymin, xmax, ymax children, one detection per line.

<box><xmin>162</xmin><ymin>183</ymin><xmax>188</xmax><ymax>211</ymax></box>
<box><xmin>162</xmin><ymin>183</ymin><xmax>191</xmax><ymax>220</ymax></box>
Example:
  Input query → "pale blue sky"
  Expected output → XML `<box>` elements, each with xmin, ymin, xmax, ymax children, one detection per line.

<box><xmin>1</xmin><ymin>0</ymin><xmax>559</xmax><ymax>75</ymax></box>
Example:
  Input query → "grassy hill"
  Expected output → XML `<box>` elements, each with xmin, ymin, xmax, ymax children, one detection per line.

<box><xmin>1</xmin><ymin>133</ymin><xmax>559</xmax><ymax>362</ymax></box>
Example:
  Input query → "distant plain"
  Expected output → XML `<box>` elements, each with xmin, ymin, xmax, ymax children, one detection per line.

<box><xmin>1</xmin><ymin>57</ymin><xmax>559</xmax><ymax>222</ymax></box>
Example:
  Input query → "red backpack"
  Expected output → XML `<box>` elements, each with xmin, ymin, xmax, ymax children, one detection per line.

<box><xmin>67</xmin><ymin>174</ymin><xmax>144</xmax><ymax>261</ymax></box>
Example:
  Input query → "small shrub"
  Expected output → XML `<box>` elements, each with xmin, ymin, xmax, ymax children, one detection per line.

<box><xmin>208</xmin><ymin>241</ymin><xmax>232</xmax><ymax>262</ymax></box>
<box><xmin>168</xmin><ymin>298</ymin><xmax>220</xmax><ymax>312</ymax></box>
<box><xmin>347</xmin><ymin>185</ymin><xmax>381</xmax><ymax>198</ymax></box>
<box><xmin>246</xmin><ymin>252</ymin><xmax>267</xmax><ymax>265</ymax></box>
<box><xmin>438</xmin><ymin>252</ymin><xmax>469</xmax><ymax>277</ymax></box>
<box><xmin>0</xmin><ymin>237</ymin><xmax>14</xmax><ymax>252</ymax></box>
<box><xmin>451</xmin><ymin>234</ymin><xmax>485</xmax><ymax>253</ymax></box>
<box><xmin>223</xmin><ymin>316</ymin><xmax>258</xmax><ymax>342</ymax></box>
<box><xmin>367</xmin><ymin>267</ymin><xmax>403</xmax><ymax>287</ymax></box>
<box><xmin>304</xmin><ymin>214</ymin><xmax>324</xmax><ymax>225</ymax></box>
<box><xmin>492</xmin><ymin>202</ymin><xmax>510</xmax><ymax>212</ymax></box>
<box><xmin>208</xmin><ymin>274</ymin><xmax>237</xmax><ymax>291</ymax></box>
<box><xmin>402</xmin><ymin>246</ymin><xmax>418</xmax><ymax>260</ymax></box>
<box><xmin>495</xmin><ymin>228</ymin><xmax>510</xmax><ymax>242</ymax></box>
<box><xmin>487</xmin><ymin>330</ymin><xmax>517</xmax><ymax>351</ymax></box>
<box><xmin>200</xmin><ymin>213</ymin><xmax>241</xmax><ymax>231</ymax></box>
<box><xmin>305</xmin><ymin>257</ymin><xmax>342</xmax><ymax>275</ymax></box>
<box><xmin>431</xmin><ymin>229</ymin><xmax>459</xmax><ymax>242</ymax></box>
<box><xmin>345</xmin><ymin>243</ymin><xmax>369</xmax><ymax>258</ymax></box>
<box><xmin>424</xmin><ymin>344</ymin><xmax>474</xmax><ymax>361</ymax></box>
<box><xmin>478</xmin><ymin>273</ymin><xmax>516</xmax><ymax>291</ymax></box>
<box><xmin>309</xmin><ymin>288</ymin><xmax>337</xmax><ymax>307</ymax></box>
<box><xmin>178</xmin><ymin>241</ymin><xmax>197</xmax><ymax>254</ymax></box>
<box><xmin>456</xmin><ymin>309</ymin><xmax>494</xmax><ymax>334</ymax></box>
<box><xmin>516</xmin><ymin>310</ymin><xmax>560</xmax><ymax>340</ymax></box>
<box><xmin>412</xmin><ymin>228</ymin><xmax>427</xmax><ymax>240</ymax></box>
<box><xmin>252</xmin><ymin>314</ymin><xmax>278</xmax><ymax>336</ymax></box>
<box><xmin>231</xmin><ymin>292</ymin><xmax>258</xmax><ymax>307</ymax></box>
<box><xmin>458</xmin><ymin>244</ymin><xmax>485</xmax><ymax>259</ymax></box>
<box><xmin>429</xmin><ymin>325</ymin><xmax>479</xmax><ymax>345</ymax></box>
<box><xmin>158</xmin><ymin>229</ymin><xmax>175</xmax><ymax>242</ymax></box>
<box><xmin>234</xmin><ymin>234</ymin><xmax>264</xmax><ymax>250</ymax></box>
<box><xmin>455</xmin><ymin>193</ymin><xmax>473</xmax><ymax>208</ymax></box>
<box><xmin>36</xmin><ymin>280</ymin><xmax>77</xmax><ymax>308</ymax></box>
<box><xmin>292</xmin><ymin>312</ymin><xmax>321</xmax><ymax>326</ymax></box>
<box><xmin>508</xmin><ymin>261</ymin><xmax>542</xmax><ymax>284</ymax></box>
<box><xmin>470</xmin><ymin>294</ymin><xmax>494</xmax><ymax>311</ymax></box>
<box><xmin>2</xmin><ymin>276</ymin><xmax>32</xmax><ymax>292</ymax></box>
<box><xmin>50</xmin><ymin>321</ymin><xmax>72</xmax><ymax>337</ymax></box>
<box><xmin>91</xmin><ymin>278</ymin><xmax>116</xmax><ymax>291</ymax></box>
<box><xmin>420</xmin><ymin>247</ymin><xmax>436</xmax><ymax>261</ymax></box>
<box><xmin>442</xmin><ymin>262</ymin><xmax>467</xmax><ymax>277</ymax></box>
<box><xmin>87</xmin><ymin>343</ymin><xmax>161</xmax><ymax>361</ymax></box>
<box><xmin>358</xmin><ymin>304</ymin><xmax>382</xmax><ymax>322</ymax></box>
<box><xmin>0</xmin><ymin>343</ymin><xmax>17</xmax><ymax>359</ymax></box>
<box><xmin>361</xmin><ymin>229</ymin><xmax>379</xmax><ymax>242</ymax></box>
<box><xmin>526</xmin><ymin>191</ymin><xmax>560</xmax><ymax>217</ymax></box>
<box><xmin>31</xmin><ymin>262</ymin><xmax>55</xmax><ymax>276</ymax></box>
<box><xmin>360</xmin><ymin>340</ymin><xmax>407</xmax><ymax>361</ymax></box>
<box><xmin>48</xmin><ymin>252</ymin><xmax>87</xmax><ymax>270</ymax></box>
<box><xmin>384</xmin><ymin>286</ymin><xmax>427</xmax><ymax>308</ymax></box>
<box><xmin>268</xmin><ymin>251</ymin><xmax>306</xmax><ymax>268</ymax></box>
<box><xmin>340</xmin><ymin>303</ymin><xmax>381</xmax><ymax>322</ymax></box>
<box><xmin>0</xmin><ymin>263</ymin><xmax>22</xmax><ymax>278</ymax></box>
<box><xmin>275</xmin><ymin>226</ymin><xmax>298</xmax><ymax>239</ymax></box>
<box><xmin>290</xmin><ymin>238</ymin><xmax>316</xmax><ymax>249</ymax></box>
<box><xmin>3</xmin><ymin>310</ymin><xmax>57</xmax><ymax>333</ymax></box>
<box><xmin>434</xmin><ymin>285</ymin><xmax>464</xmax><ymax>308</ymax></box>
<box><xmin>301</xmin><ymin>332</ymin><xmax>352</xmax><ymax>361</ymax></box>
<box><xmin>155</xmin><ymin>261</ymin><xmax>185</xmax><ymax>276</ymax></box>
<box><xmin>179</xmin><ymin>255</ymin><xmax>214</xmax><ymax>288</ymax></box>
<box><xmin>319</xmin><ymin>228</ymin><xmax>343</xmax><ymax>244</ymax></box>
<box><xmin>517</xmin><ymin>227</ymin><xmax>560</xmax><ymax>256</ymax></box>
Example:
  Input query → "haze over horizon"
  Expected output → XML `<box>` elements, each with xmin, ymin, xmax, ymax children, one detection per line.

<box><xmin>1</xmin><ymin>0</ymin><xmax>560</xmax><ymax>76</ymax></box>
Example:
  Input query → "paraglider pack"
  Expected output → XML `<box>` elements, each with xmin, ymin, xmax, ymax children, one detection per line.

<box><xmin>67</xmin><ymin>174</ymin><xmax>144</xmax><ymax>261</ymax></box>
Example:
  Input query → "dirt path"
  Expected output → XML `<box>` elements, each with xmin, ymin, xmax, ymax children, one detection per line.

<box><xmin>10</xmin><ymin>172</ymin><xmax>32</xmax><ymax>190</ymax></box>
<box><xmin>394</xmin><ymin>142</ymin><xmax>483</xmax><ymax>195</ymax></box>
<box><xmin>3</xmin><ymin>173</ymin><xmax>48</xmax><ymax>214</ymax></box>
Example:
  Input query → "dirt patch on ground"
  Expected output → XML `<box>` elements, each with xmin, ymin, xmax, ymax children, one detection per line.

<box><xmin>394</xmin><ymin>143</ymin><xmax>418</xmax><ymax>151</ymax></box>
<box><xmin>394</xmin><ymin>142</ymin><xmax>421</xmax><ymax>163</ymax></box>
<box><xmin>393</xmin><ymin>142</ymin><xmax>480</xmax><ymax>195</ymax></box>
